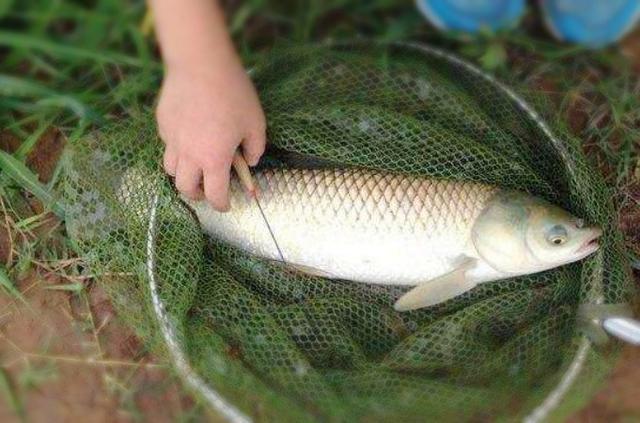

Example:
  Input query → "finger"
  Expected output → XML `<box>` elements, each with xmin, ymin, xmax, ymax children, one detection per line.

<box><xmin>175</xmin><ymin>159</ymin><xmax>203</xmax><ymax>200</ymax></box>
<box><xmin>242</xmin><ymin>131</ymin><xmax>266</xmax><ymax>167</ymax></box>
<box><xmin>232</xmin><ymin>152</ymin><xmax>256</xmax><ymax>196</ymax></box>
<box><xmin>203</xmin><ymin>160</ymin><xmax>231</xmax><ymax>212</ymax></box>
<box><xmin>163</xmin><ymin>148</ymin><xmax>178</xmax><ymax>177</ymax></box>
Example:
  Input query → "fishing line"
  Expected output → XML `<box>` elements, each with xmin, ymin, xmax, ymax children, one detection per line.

<box><xmin>232</xmin><ymin>151</ymin><xmax>287</xmax><ymax>264</ymax></box>
<box><xmin>254</xmin><ymin>194</ymin><xmax>287</xmax><ymax>264</ymax></box>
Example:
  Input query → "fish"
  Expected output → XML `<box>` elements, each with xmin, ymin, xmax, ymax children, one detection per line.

<box><xmin>185</xmin><ymin>167</ymin><xmax>602</xmax><ymax>312</ymax></box>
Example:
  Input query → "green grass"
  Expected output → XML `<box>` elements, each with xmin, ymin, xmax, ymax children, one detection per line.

<box><xmin>1</xmin><ymin>0</ymin><xmax>637</xmax><ymax>186</ymax></box>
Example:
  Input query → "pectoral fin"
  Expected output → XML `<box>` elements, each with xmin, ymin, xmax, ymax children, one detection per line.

<box><xmin>394</xmin><ymin>257</ymin><xmax>478</xmax><ymax>312</ymax></box>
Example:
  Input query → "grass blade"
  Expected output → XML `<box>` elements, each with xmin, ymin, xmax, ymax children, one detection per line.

<box><xmin>14</xmin><ymin>212</ymin><xmax>49</xmax><ymax>231</ymax></box>
<box><xmin>0</xmin><ymin>31</ymin><xmax>146</xmax><ymax>67</ymax></box>
<box><xmin>0</xmin><ymin>151</ymin><xmax>64</xmax><ymax>217</ymax></box>
<box><xmin>0</xmin><ymin>75</ymin><xmax>94</xmax><ymax>119</ymax></box>
<box><xmin>139</xmin><ymin>7</ymin><xmax>154</xmax><ymax>36</ymax></box>
<box><xmin>44</xmin><ymin>282</ymin><xmax>83</xmax><ymax>292</ymax></box>
<box><xmin>0</xmin><ymin>74</ymin><xmax>54</xmax><ymax>98</ymax></box>
<box><xmin>14</xmin><ymin>118</ymin><xmax>53</xmax><ymax>159</ymax></box>
<box><xmin>0</xmin><ymin>367</ymin><xmax>25</xmax><ymax>422</ymax></box>
<box><xmin>0</xmin><ymin>264</ymin><xmax>27</xmax><ymax>306</ymax></box>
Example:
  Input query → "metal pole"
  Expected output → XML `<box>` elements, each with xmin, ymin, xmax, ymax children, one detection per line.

<box><xmin>602</xmin><ymin>317</ymin><xmax>640</xmax><ymax>345</ymax></box>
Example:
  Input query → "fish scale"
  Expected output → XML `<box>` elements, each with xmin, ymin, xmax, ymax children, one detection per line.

<box><xmin>189</xmin><ymin>167</ymin><xmax>498</xmax><ymax>285</ymax></box>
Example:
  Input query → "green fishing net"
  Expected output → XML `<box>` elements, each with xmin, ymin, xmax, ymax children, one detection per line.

<box><xmin>60</xmin><ymin>42</ymin><xmax>635</xmax><ymax>422</ymax></box>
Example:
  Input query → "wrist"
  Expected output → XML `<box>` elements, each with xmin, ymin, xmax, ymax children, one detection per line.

<box><xmin>165</xmin><ymin>61</ymin><xmax>245</xmax><ymax>91</ymax></box>
<box><xmin>164</xmin><ymin>35</ymin><xmax>240</xmax><ymax>69</ymax></box>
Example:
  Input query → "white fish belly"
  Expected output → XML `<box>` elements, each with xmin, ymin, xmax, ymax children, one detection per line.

<box><xmin>189</xmin><ymin>168</ymin><xmax>497</xmax><ymax>286</ymax></box>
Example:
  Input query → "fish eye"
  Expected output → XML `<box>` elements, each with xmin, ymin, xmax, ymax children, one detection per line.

<box><xmin>547</xmin><ymin>225</ymin><xmax>568</xmax><ymax>246</ymax></box>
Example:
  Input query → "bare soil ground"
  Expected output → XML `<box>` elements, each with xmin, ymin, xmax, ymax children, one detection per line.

<box><xmin>0</xmin><ymin>272</ymin><xmax>202</xmax><ymax>423</ymax></box>
<box><xmin>571</xmin><ymin>345</ymin><xmax>640</xmax><ymax>422</ymax></box>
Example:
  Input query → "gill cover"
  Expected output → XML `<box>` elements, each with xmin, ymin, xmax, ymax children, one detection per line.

<box><xmin>471</xmin><ymin>191</ymin><xmax>535</xmax><ymax>274</ymax></box>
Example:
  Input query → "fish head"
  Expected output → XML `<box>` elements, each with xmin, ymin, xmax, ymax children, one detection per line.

<box><xmin>471</xmin><ymin>191</ymin><xmax>602</xmax><ymax>275</ymax></box>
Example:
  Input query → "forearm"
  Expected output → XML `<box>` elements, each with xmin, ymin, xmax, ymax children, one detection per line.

<box><xmin>148</xmin><ymin>0</ymin><xmax>239</xmax><ymax>73</ymax></box>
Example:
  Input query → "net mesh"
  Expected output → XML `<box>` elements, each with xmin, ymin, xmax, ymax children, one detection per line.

<box><xmin>60</xmin><ymin>42</ymin><xmax>635</xmax><ymax>421</ymax></box>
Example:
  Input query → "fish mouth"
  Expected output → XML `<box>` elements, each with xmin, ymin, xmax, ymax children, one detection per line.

<box><xmin>576</xmin><ymin>227</ymin><xmax>603</xmax><ymax>257</ymax></box>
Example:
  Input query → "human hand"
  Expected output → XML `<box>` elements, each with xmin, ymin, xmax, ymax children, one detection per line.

<box><xmin>156</xmin><ymin>59</ymin><xmax>266</xmax><ymax>211</ymax></box>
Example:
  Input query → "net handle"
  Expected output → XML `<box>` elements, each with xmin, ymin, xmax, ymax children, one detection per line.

<box><xmin>603</xmin><ymin>317</ymin><xmax>640</xmax><ymax>345</ymax></box>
